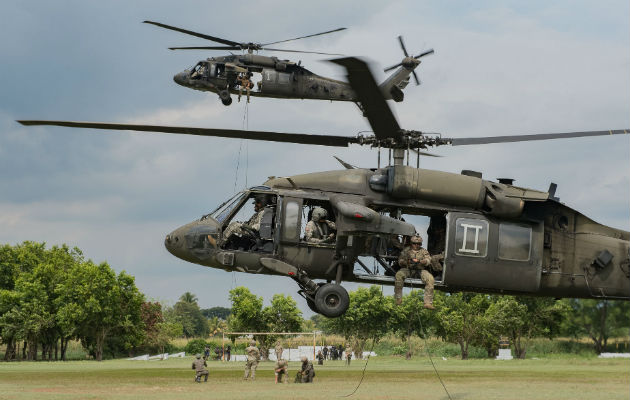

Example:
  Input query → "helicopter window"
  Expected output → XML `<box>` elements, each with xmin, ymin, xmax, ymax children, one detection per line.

<box><xmin>498</xmin><ymin>223</ymin><xmax>532</xmax><ymax>261</ymax></box>
<box><xmin>208</xmin><ymin>193</ymin><xmax>247</xmax><ymax>223</ymax></box>
<box><xmin>283</xmin><ymin>201</ymin><xmax>300</xmax><ymax>240</ymax></box>
<box><xmin>454</xmin><ymin>218</ymin><xmax>489</xmax><ymax>258</ymax></box>
<box><xmin>278</xmin><ymin>72</ymin><xmax>290</xmax><ymax>84</ymax></box>
<box><xmin>191</xmin><ymin>63</ymin><xmax>207</xmax><ymax>79</ymax></box>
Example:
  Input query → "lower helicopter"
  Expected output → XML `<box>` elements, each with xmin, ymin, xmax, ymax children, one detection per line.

<box><xmin>18</xmin><ymin>57</ymin><xmax>630</xmax><ymax>317</ymax></box>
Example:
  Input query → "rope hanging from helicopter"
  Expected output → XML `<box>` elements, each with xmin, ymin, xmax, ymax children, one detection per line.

<box><xmin>341</xmin><ymin>283</ymin><xmax>452</xmax><ymax>399</ymax></box>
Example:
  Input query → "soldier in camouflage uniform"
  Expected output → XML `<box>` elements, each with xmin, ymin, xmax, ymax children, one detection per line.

<box><xmin>243</xmin><ymin>340</ymin><xmax>260</xmax><ymax>380</ymax></box>
<box><xmin>192</xmin><ymin>353</ymin><xmax>209</xmax><ymax>382</ymax></box>
<box><xmin>274</xmin><ymin>341</ymin><xmax>283</xmax><ymax>361</ymax></box>
<box><xmin>395</xmin><ymin>234</ymin><xmax>435</xmax><ymax>309</ymax></box>
<box><xmin>295</xmin><ymin>356</ymin><xmax>315</xmax><ymax>383</ymax></box>
<box><xmin>223</xmin><ymin>196</ymin><xmax>268</xmax><ymax>242</ymax></box>
<box><xmin>305</xmin><ymin>207</ymin><xmax>336</xmax><ymax>243</ymax></box>
<box><xmin>274</xmin><ymin>358</ymin><xmax>289</xmax><ymax>384</ymax></box>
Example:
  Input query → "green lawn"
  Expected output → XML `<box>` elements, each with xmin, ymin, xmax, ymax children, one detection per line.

<box><xmin>0</xmin><ymin>356</ymin><xmax>627</xmax><ymax>400</ymax></box>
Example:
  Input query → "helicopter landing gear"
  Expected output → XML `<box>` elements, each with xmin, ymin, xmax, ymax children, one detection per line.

<box><xmin>313</xmin><ymin>283</ymin><xmax>349</xmax><ymax>318</ymax></box>
<box><xmin>259</xmin><ymin>258</ymin><xmax>350</xmax><ymax>317</ymax></box>
<box><xmin>295</xmin><ymin>273</ymin><xmax>349</xmax><ymax>318</ymax></box>
<box><xmin>219</xmin><ymin>90</ymin><xmax>232</xmax><ymax>106</ymax></box>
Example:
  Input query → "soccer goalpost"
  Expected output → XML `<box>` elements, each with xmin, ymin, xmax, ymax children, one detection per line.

<box><xmin>221</xmin><ymin>331</ymin><xmax>322</xmax><ymax>361</ymax></box>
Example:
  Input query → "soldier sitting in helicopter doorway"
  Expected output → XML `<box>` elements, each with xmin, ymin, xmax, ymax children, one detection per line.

<box><xmin>237</xmin><ymin>72</ymin><xmax>254</xmax><ymax>103</ymax></box>
<box><xmin>305</xmin><ymin>207</ymin><xmax>336</xmax><ymax>244</ymax></box>
<box><xmin>222</xmin><ymin>195</ymin><xmax>273</xmax><ymax>250</ymax></box>
<box><xmin>394</xmin><ymin>234</ymin><xmax>436</xmax><ymax>310</ymax></box>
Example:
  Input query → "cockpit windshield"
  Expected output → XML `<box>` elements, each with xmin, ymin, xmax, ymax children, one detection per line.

<box><xmin>203</xmin><ymin>192</ymin><xmax>247</xmax><ymax>223</ymax></box>
<box><xmin>191</xmin><ymin>62</ymin><xmax>207</xmax><ymax>79</ymax></box>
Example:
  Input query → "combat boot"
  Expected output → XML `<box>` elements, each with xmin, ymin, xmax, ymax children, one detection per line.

<box><xmin>423</xmin><ymin>303</ymin><xmax>435</xmax><ymax>310</ymax></box>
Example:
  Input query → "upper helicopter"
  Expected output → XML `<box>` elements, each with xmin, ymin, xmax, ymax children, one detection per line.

<box><xmin>18</xmin><ymin>56</ymin><xmax>629</xmax><ymax>318</ymax></box>
<box><xmin>144</xmin><ymin>21</ymin><xmax>433</xmax><ymax>109</ymax></box>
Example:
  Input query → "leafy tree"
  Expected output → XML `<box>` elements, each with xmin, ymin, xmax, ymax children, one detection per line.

<box><xmin>322</xmin><ymin>286</ymin><xmax>391</xmax><ymax>358</ymax></box>
<box><xmin>201</xmin><ymin>307</ymin><xmax>231</xmax><ymax>320</ymax></box>
<box><xmin>228</xmin><ymin>287</ymin><xmax>303</xmax><ymax>360</ymax></box>
<box><xmin>561</xmin><ymin>299</ymin><xmax>630</xmax><ymax>354</ymax></box>
<box><xmin>485</xmin><ymin>296</ymin><xmax>568</xmax><ymax>358</ymax></box>
<box><xmin>155</xmin><ymin>322</ymin><xmax>183</xmax><ymax>354</ymax></box>
<box><xmin>56</xmin><ymin>261</ymin><xmax>145</xmax><ymax>361</ymax></box>
<box><xmin>435</xmin><ymin>293</ymin><xmax>492</xmax><ymax>359</ymax></box>
<box><xmin>389</xmin><ymin>290</ymin><xmax>441</xmax><ymax>358</ymax></box>
<box><xmin>166</xmin><ymin>294</ymin><xmax>209</xmax><ymax>338</ymax></box>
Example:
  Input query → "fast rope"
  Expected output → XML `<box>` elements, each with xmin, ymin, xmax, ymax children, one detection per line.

<box><xmin>341</xmin><ymin>337</ymin><xmax>376</xmax><ymax>398</ymax></box>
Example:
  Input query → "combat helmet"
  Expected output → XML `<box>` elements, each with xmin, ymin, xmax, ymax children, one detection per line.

<box><xmin>410</xmin><ymin>234</ymin><xmax>423</xmax><ymax>245</ymax></box>
<box><xmin>311</xmin><ymin>207</ymin><xmax>328</xmax><ymax>222</ymax></box>
<box><xmin>196</xmin><ymin>353</ymin><xmax>201</xmax><ymax>359</ymax></box>
<box><xmin>249</xmin><ymin>340</ymin><xmax>256</xmax><ymax>346</ymax></box>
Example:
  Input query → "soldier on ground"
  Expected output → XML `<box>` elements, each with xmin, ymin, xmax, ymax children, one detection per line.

<box><xmin>226</xmin><ymin>345</ymin><xmax>231</xmax><ymax>361</ymax></box>
<box><xmin>204</xmin><ymin>345</ymin><xmax>210</xmax><ymax>360</ymax></box>
<box><xmin>274</xmin><ymin>358</ymin><xmax>289</xmax><ymax>384</ymax></box>
<box><xmin>192</xmin><ymin>353</ymin><xmax>209</xmax><ymax>383</ymax></box>
<box><xmin>345</xmin><ymin>346</ymin><xmax>352</xmax><ymax>365</ymax></box>
<box><xmin>316</xmin><ymin>350</ymin><xmax>324</xmax><ymax>365</ymax></box>
<box><xmin>394</xmin><ymin>234</ymin><xmax>435</xmax><ymax>309</ymax></box>
<box><xmin>322</xmin><ymin>346</ymin><xmax>328</xmax><ymax>360</ymax></box>
<box><xmin>274</xmin><ymin>341</ymin><xmax>283</xmax><ymax>361</ymax></box>
<box><xmin>305</xmin><ymin>207</ymin><xmax>336</xmax><ymax>244</ymax></box>
<box><xmin>295</xmin><ymin>356</ymin><xmax>315</xmax><ymax>383</ymax></box>
<box><xmin>243</xmin><ymin>340</ymin><xmax>260</xmax><ymax>380</ymax></box>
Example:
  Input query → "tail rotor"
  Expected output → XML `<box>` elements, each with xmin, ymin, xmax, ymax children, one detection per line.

<box><xmin>384</xmin><ymin>36</ymin><xmax>434</xmax><ymax>86</ymax></box>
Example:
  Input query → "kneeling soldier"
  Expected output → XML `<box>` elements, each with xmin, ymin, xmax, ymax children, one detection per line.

<box><xmin>192</xmin><ymin>354</ymin><xmax>209</xmax><ymax>382</ymax></box>
<box><xmin>295</xmin><ymin>356</ymin><xmax>315</xmax><ymax>383</ymax></box>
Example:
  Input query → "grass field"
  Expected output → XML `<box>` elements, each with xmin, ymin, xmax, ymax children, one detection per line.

<box><xmin>0</xmin><ymin>356</ymin><xmax>628</xmax><ymax>400</ymax></box>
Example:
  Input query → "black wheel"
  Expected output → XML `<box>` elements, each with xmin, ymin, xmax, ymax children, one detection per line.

<box><xmin>221</xmin><ymin>97</ymin><xmax>232</xmax><ymax>106</ymax></box>
<box><xmin>314</xmin><ymin>284</ymin><xmax>349</xmax><ymax>318</ymax></box>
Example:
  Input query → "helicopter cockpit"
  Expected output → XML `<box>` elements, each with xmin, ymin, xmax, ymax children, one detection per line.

<box><xmin>207</xmin><ymin>188</ymin><xmax>277</xmax><ymax>253</ymax></box>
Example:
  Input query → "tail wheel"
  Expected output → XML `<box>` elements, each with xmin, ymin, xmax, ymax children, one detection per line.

<box><xmin>314</xmin><ymin>283</ymin><xmax>349</xmax><ymax>318</ymax></box>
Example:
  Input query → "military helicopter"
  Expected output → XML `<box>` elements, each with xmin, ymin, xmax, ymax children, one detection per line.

<box><xmin>18</xmin><ymin>57</ymin><xmax>629</xmax><ymax>318</ymax></box>
<box><xmin>144</xmin><ymin>21</ymin><xmax>433</xmax><ymax>109</ymax></box>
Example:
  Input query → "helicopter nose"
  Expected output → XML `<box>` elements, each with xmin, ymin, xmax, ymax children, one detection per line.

<box><xmin>164</xmin><ymin>218</ymin><xmax>221</xmax><ymax>261</ymax></box>
<box><xmin>164</xmin><ymin>227</ymin><xmax>185</xmax><ymax>257</ymax></box>
<box><xmin>173</xmin><ymin>71</ymin><xmax>188</xmax><ymax>86</ymax></box>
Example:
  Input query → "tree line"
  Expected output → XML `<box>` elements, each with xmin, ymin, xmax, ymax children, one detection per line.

<box><xmin>1</xmin><ymin>241</ymin><xmax>627</xmax><ymax>361</ymax></box>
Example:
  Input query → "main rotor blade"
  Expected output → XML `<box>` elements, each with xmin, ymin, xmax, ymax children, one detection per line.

<box><xmin>262</xmin><ymin>27</ymin><xmax>346</xmax><ymax>46</ymax></box>
<box><xmin>412</xmin><ymin>71</ymin><xmax>420</xmax><ymax>86</ymax></box>
<box><xmin>143</xmin><ymin>21</ymin><xmax>239</xmax><ymax>47</ymax></box>
<box><xmin>331</xmin><ymin>57</ymin><xmax>401</xmax><ymax>140</ymax></box>
<box><xmin>414</xmin><ymin>49</ymin><xmax>434</xmax><ymax>59</ymax></box>
<box><xmin>398</xmin><ymin>36</ymin><xmax>409</xmax><ymax>57</ymax></box>
<box><xmin>262</xmin><ymin>47</ymin><xmax>344</xmax><ymax>56</ymax></box>
<box><xmin>410</xmin><ymin>149</ymin><xmax>442</xmax><ymax>157</ymax></box>
<box><xmin>16</xmin><ymin>121</ymin><xmax>358</xmax><ymax>147</ymax></box>
<box><xmin>169</xmin><ymin>46</ymin><xmax>241</xmax><ymax>51</ymax></box>
<box><xmin>449</xmin><ymin>129</ymin><xmax>630</xmax><ymax>146</ymax></box>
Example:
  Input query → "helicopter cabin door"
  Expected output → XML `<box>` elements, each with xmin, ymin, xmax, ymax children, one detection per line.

<box><xmin>261</xmin><ymin>69</ymin><xmax>294</xmax><ymax>97</ymax></box>
<box><xmin>443</xmin><ymin>212</ymin><xmax>543</xmax><ymax>293</ymax></box>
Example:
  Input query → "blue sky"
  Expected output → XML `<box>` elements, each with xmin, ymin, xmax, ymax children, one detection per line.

<box><xmin>1</xmin><ymin>1</ymin><xmax>628</xmax><ymax>314</ymax></box>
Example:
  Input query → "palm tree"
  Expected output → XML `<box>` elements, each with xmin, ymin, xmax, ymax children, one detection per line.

<box><xmin>179</xmin><ymin>292</ymin><xmax>198</xmax><ymax>304</ymax></box>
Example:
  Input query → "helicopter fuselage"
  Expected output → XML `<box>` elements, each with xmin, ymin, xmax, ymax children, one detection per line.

<box><xmin>164</xmin><ymin>167</ymin><xmax>630</xmax><ymax>311</ymax></box>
